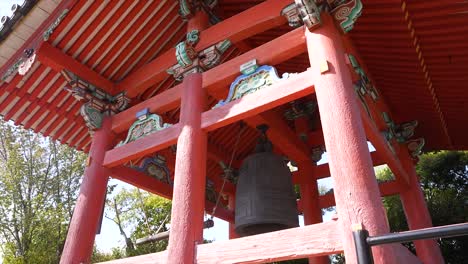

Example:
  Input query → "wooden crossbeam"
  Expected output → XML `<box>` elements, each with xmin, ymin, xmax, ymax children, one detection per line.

<box><xmin>292</xmin><ymin>151</ymin><xmax>385</xmax><ymax>184</ymax></box>
<box><xmin>111</xmin><ymin>27</ymin><xmax>306</xmax><ymax>134</ymax></box>
<box><xmin>201</xmin><ymin>71</ymin><xmax>315</xmax><ymax>132</ymax></box>
<box><xmin>104</xmin><ymin>124</ymin><xmax>181</xmax><ymax>168</ymax></box>
<box><xmin>36</xmin><ymin>42</ymin><xmax>116</xmax><ymax>94</ymax></box>
<box><xmin>361</xmin><ymin>111</ymin><xmax>410</xmax><ymax>186</ymax></box>
<box><xmin>97</xmin><ymin>220</ymin><xmax>342</xmax><ymax>264</ymax></box>
<box><xmin>245</xmin><ymin>111</ymin><xmax>312</xmax><ymax>163</ymax></box>
<box><xmin>117</xmin><ymin>0</ymin><xmax>292</xmax><ymax>97</ymax></box>
<box><xmin>109</xmin><ymin>166</ymin><xmax>234</xmax><ymax>222</ymax></box>
<box><xmin>317</xmin><ymin>180</ymin><xmax>401</xmax><ymax>209</ymax></box>
<box><xmin>104</xmin><ymin>70</ymin><xmax>313</xmax><ymax>168</ymax></box>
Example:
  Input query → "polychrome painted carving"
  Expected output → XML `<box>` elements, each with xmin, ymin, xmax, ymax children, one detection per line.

<box><xmin>407</xmin><ymin>138</ymin><xmax>425</xmax><ymax>158</ymax></box>
<box><xmin>43</xmin><ymin>9</ymin><xmax>69</xmax><ymax>41</ymax></box>
<box><xmin>178</xmin><ymin>0</ymin><xmax>218</xmax><ymax>21</ymax></box>
<box><xmin>295</xmin><ymin>0</ymin><xmax>322</xmax><ymax>29</ymax></box>
<box><xmin>382</xmin><ymin>112</ymin><xmax>423</xmax><ymax>156</ymax></box>
<box><xmin>62</xmin><ymin>70</ymin><xmax>130</xmax><ymax>131</ymax></box>
<box><xmin>131</xmin><ymin>155</ymin><xmax>173</xmax><ymax>185</ymax></box>
<box><xmin>282</xmin><ymin>0</ymin><xmax>362</xmax><ymax>33</ymax></box>
<box><xmin>215</xmin><ymin>62</ymin><xmax>288</xmax><ymax>107</ymax></box>
<box><xmin>117</xmin><ymin>108</ymin><xmax>171</xmax><ymax>147</ymax></box>
<box><xmin>348</xmin><ymin>54</ymin><xmax>379</xmax><ymax>101</ymax></box>
<box><xmin>167</xmin><ymin>31</ymin><xmax>231</xmax><ymax>81</ymax></box>
<box><xmin>284</xmin><ymin>100</ymin><xmax>318</xmax><ymax>121</ymax></box>
<box><xmin>329</xmin><ymin>0</ymin><xmax>363</xmax><ymax>33</ymax></box>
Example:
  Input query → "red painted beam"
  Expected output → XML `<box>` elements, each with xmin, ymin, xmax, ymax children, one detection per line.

<box><xmin>197</xmin><ymin>220</ymin><xmax>342</xmax><ymax>263</ymax></box>
<box><xmin>293</xmin><ymin>151</ymin><xmax>385</xmax><ymax>184</ymax></box>
<box><xmin>318</xmin><ymin>180</ymin><xmax>401</xmax><ymax>209</ymax></box>
<box><xmin>109</xmin><ymin>165</ymin><xmax>233</xmax><ymax>223</ymax></box>
<box><xmin>36</xmin><ymin>42</ymin><xmax>116</xmax><ymax>94</ymax></box>
<box><xmin>201</xmin><ymin>71</ymin><xmax>315</xmax><ymax>132</ymax></box>
<box><xmin>111</xmin><ymin>27</ymin><xmax>306</xmax><ymax>134</ymax></box>
<box><xmin>0</xmin><ymin>0</ymin><xmax>78</xmax><ymax>79</ymax></box>
<box><xmin>97</xmin><ymin>220</ymin><xmax>341</xmax><ymax>264</ymax></box>
<box><xmin>117</xmin><ymin>0</ymin><xmax>292</xmax><ymax>97</ymax></box>
<box><xmin>110</xmin><ymin>166</ymin><xmax>173</xmax><ymax>199</ymax></box>
<box><xmin>245</xmin><ymin>110</ymin><xmax>312</xmax><ymax>163</ymax></box>
<box><xmin>103</xmin><ymin>124</ymin><xmax>181</xmax><ymax>168</ymax></box>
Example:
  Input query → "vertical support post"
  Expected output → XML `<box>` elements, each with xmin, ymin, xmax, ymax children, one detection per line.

<box><xmin>298</xmin><ymin>162</ymin><xmax>329</xmax><ymax>264</ymax></box>
<box><xmin>398</xmin><ymin>149</ymin><xmax>444</xmax><ymax>264</ymax></box>
<box><xmin>60</xmin><ymin>118</ymin><xmax>114</xmax><ymax>264</ymax></box>
<box><xmin>167</xmin><ymin>73</ymin><xmax>207</xmax><ymax>263</ymax></box>
<box><xmin>228</xmin><ymin>195</ymin><xmax>239</xmax><ymax>239</ymax></box>
<box><xmin>305</xmin><ymin>14</ymin><xmax>397</xmax><ymax>264</ymax></box>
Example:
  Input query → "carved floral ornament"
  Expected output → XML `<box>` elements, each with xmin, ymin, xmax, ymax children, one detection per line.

<box><xmin>62</xmin><ymin>70</ymin><xmax>130</xmax><ymax>132</ymax></box>
<box><xmin>167</xmin><ymin>30</ymin><xmax>231</xmax><ymax>81</ymax></box>
<box><xmin>1</xmin><ymin>8</ymin><xmax>69</xmax><ymax>81</ymax></box>
<box><xmin>215</xmin><ymin>60</ymin><xmax>295</xmax><ymax>107</ymax></box>
<box><xmin>117</xmin><ymin>108</ymin><xmax>171</xmax><ymax>147</ymax></box>
<box><xmin>281</xmin><ymin>0</ymin><xmax>363</xmax><ymax>33</ymax></box>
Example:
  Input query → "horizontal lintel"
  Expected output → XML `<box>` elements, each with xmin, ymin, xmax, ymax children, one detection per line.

<box><xmin>111</xmin><ymin>27</ymin><xmax>306</xmax><ymax>134</ymax></box>
<box><xmin>202</xmin><ymin>71</ymin><xmax>315</xmax><ymax>132</ymax></box>
<box><xmin>103</xmin><ymin>124</ymin><xmax>181</xmax><ymax>168</ymax></box>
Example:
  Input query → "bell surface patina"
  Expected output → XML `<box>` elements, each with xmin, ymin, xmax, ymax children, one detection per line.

<box><xmin>235</xmin><ymin>126</ymin><xmax>299</xmax><ymax>237</ymax></box>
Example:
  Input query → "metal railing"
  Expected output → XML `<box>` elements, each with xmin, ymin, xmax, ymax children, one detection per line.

<box><xmin>352</xmin><ymin>223</ymin><xmax>468</xmax><ymax>264</ymax></box>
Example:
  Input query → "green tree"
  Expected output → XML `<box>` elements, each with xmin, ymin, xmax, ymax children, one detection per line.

<box><xmin>0</xmin><ymin>121</ymin><xmax>86</xmax><ymax>263</ymax></box>
<box><xmin>103</xmin><ymin>187</ymin><xmax>172</xmax><ymax>259</ymax></box>
<box><xmin>379</xmin><ymin>151</ymin><xmax>468</xmax><ymax>264</ymax></box>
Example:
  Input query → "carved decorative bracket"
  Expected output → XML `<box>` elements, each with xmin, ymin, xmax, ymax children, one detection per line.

<box><xmin>284</xmin><ymin>100</ymin><xmax>318</xmax><ymax>121</ymax></box>
<box><xmin>215</xmin><ymin>60</ymin><xmax>292</xmax><ymax>107</ymax></box>
<box><xmin>62</xmin><ymin>70</ymin><xmax>130</xmax><ymax>131</ymax></box>
<box><xmin>382</xmin><ymin>112</ymin><xmax>424</xmax><ymax>157</ymax></box>
<box><xmin>311</xmin><ymin>145</ymin><xmax>325</xmax><ymax>163</ymax></box>
<box><xmin>178</xmin><ymin>0</ymin><xmax>219</xmax><ymax>24</ymax></box>
<box><xmin>117</xmin><ymin>108</ymin><xmax>171</xmax><ymax>147</ymax></box>
<box><xmin>2</xmin><ymin>48</ymin><xmax>36</xmax><ymax>81</ymax></box>
<box><xmin>281</xmin><ymin>0</ymin><xmax>363</xmax><ymax>33</ymax></box>
<box><xmin>167</xmin><ymin>30</ymin><xmax>231</xmax><ymax>81</ymax></box>
<box><xmin>43</xmin><ymin>9</ymin><xmax>69</xmax><ymax>41</ymax></box>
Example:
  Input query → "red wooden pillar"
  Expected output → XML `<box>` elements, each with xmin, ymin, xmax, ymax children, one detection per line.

<box><xmin>298</xmin><ymin>162</ymin><xmax>329</xmax><ymax>264</ymax></box>
<box><xmin>60</xmin><ymin>118</ymin><xmax>114</xmax><ymax>264</ymax></box>
<box><xmin>399</xmin><ymin>149</ymin><xmax>444</xmax><ymax>264</ymax></box>
<box><xmin>228</xmin><ymin>195</ymin><xmax>239</xmax><ymax>239</ymax></box>
<box><xmin>305</xmin><ymin>14</ymin><xmax>397</xmax><ymax>264</ymax></box>
<box><xmin>166</xmin><ymin>73</ymin><xmax>207</xmax><ymax>263</ymax></box>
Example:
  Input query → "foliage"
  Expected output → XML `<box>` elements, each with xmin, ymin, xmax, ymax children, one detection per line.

<box><xmin>379</xmin><ymin>151</ymin><xmax>468</xmax><ymax>264</ymax></box>
<box><xmin>0</xmin><ymin>121</ymin><xmax>86</xmax><ymax>263</ymax></box>
<box><xmin>102</xmin><ymin>187</ymin><xmax>172</xmax><ymax>259</ymax></box>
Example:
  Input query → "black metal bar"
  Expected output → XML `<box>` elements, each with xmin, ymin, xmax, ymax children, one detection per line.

<box><xmin>367</xmin><ymin>223</ymin><xmax>468</xmax><ymax>246</ymax></box>
<box><xmin>353</xmin><ymin>229</ymin><xmax>374</xmax><ymax>264</ymax></box>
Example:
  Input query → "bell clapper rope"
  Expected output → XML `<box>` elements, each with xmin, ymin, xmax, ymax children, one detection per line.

<box><xmin>209</xmin><ymin>122</ymin><xmax>244</xmax><ymax>222</ymax></box>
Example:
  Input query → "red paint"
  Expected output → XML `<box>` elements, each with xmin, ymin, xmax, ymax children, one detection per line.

<box><xmin>297</xmin><ymin>162</ymin><xmax>329</xmax><ymax>264</ymax></box>
<box><xmin>197</xmin><ymin>220</ymin><xmax>342</xmax><ymax>264</ymax></box>
<box><xmin>36</xmin><ymin>42</ymin><xmax>116</xmax><ymax>94</ymax></box>
<box><xmin>167</xmin><ymin>73</ymin><xmax>207</xmax><ymax>264</ymax></box>
<box><xmin>117</xmin><ymin>0</ymin><xmax>292</xmax><ymax>97</ymax></box>
<box><xmin>398</xmin><ymin>148</ymin><xmax>444</xmax><ymax>264</ymax></box>
<box><xmin>306</xmin><ymin>14</ymin><xmax>397</xmax><ymax>264</ymax></box>
<box><xmin>228</xmin><ymin>195</ymin><xmax>239</xmax><ymax>239</ymax></box>
<box><xmin>60</xmin><ymin>118</ymin><xmax>115</xmax><ymax>263</ymax></box>
<box><xmin>201</xmin><ymin>70</ymin><xmax>315</xmax><ymax>132</ymax></box>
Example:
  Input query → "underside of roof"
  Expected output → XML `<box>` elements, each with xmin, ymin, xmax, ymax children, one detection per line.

<box><xmin>0</xmin><ymin>0</ymin><xmax>467</xmax><ymax>160</ymax></box>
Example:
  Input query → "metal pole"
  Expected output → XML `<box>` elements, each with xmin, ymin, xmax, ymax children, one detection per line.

<box><xmin>367</xmin><ymin>223</ymin><xmax>468</xmax><ymax>246</ymax></box>
<box><xmin>352</xmin><ymin>229</ymin><xmax>374</xmax><ymax>264</ymax></box>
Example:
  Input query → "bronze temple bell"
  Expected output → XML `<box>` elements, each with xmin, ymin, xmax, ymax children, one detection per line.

<box><xmin>235</xmin><ymin>125</ymin><xmax>299</xmax><ymax>237</ymax></box>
